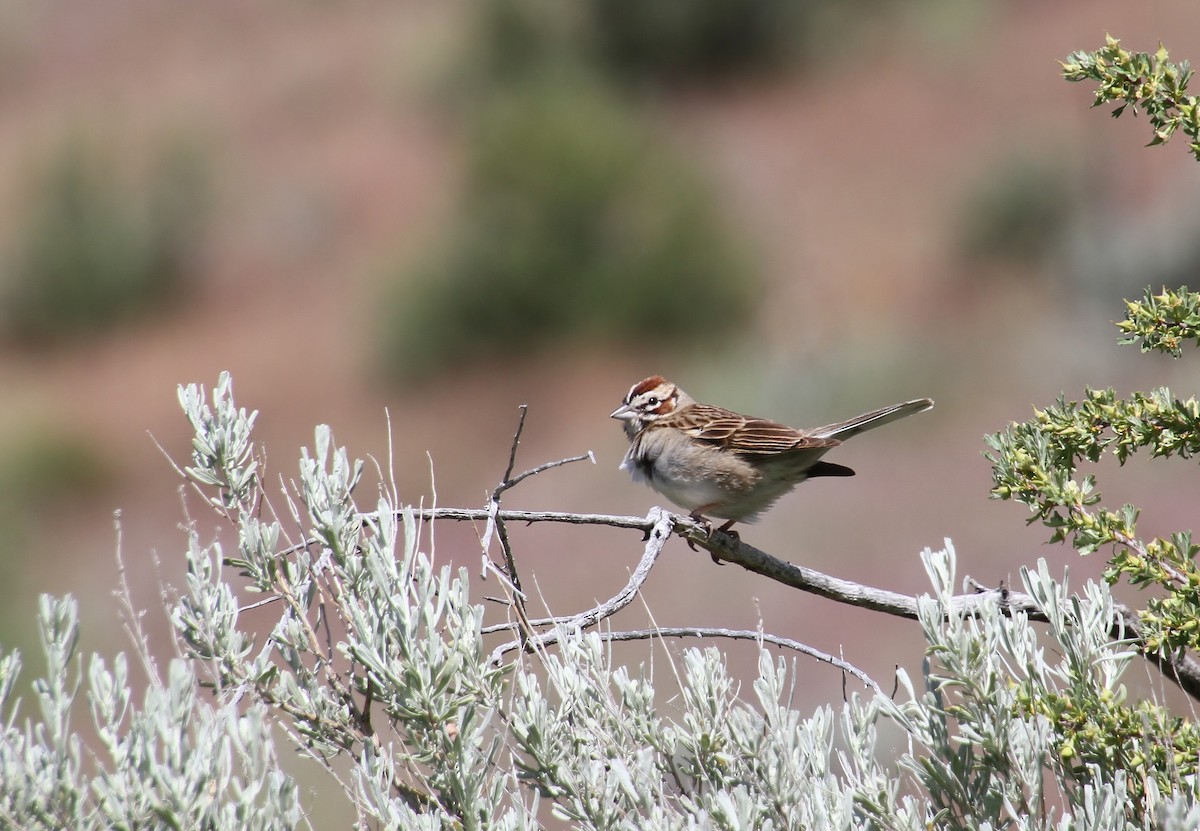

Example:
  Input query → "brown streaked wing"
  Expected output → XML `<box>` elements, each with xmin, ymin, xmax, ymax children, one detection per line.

<box><xmin>667</xmin><ymin>404</ymin><xmax>840</xmax><ymax>456</ymax></box>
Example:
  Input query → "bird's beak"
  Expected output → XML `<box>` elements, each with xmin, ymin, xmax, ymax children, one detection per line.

<box><xmin>609</xmin><ymin>403</ymin><xmax>636</xmax><ymax>421</ymax></box>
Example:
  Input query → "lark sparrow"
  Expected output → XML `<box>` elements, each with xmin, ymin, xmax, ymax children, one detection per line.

<box><xmin>611</xmin><ymin>375</ymin><xmax>933</xmax><ymax>535</ymax></box>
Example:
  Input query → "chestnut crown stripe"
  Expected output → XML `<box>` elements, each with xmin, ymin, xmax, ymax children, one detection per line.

<box><xmin>627</xmin><ymin>375</ymin><xmax>670</xmax><ymax>400</ymax></box>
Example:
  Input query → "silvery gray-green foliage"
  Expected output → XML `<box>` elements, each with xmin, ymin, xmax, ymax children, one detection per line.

<box><xmin>0</xmin><ymin>596</ymin><xmax>300</xmax><ymax>830</ymax></box>
<box><xmin>877</xmin><ymin>550</ymin><xmax>1200</xmax><ymax>830</ymax></box>
<box><xmin>176</xmin><ymin>373</ymin><xmax>521</xmax><ymax>826</ymax></box>
<box><xmin>503</xmin><ymin>551</ymin><xmax>1200</xmax><ymax>830</ymax></box>
<box><xmin>3</xmin><ymin>371</ymin><xmax>1198</xmax><ymax>829</ymax></box>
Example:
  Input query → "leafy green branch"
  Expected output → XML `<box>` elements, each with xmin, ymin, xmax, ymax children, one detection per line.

<box><xmin>1062</xmin><ymin>34</ymin><xmax>1200</xmax><ymax>157</ymax></box>
<box><xmin>1118</xmin><ymin>285</ymin><xmax>1200</xmax><ymax>357</ymax></box>
<box><xmin>986</xmin><ymin>295</ymin><xmax>1200</xmax><ymax>654</ymax></box>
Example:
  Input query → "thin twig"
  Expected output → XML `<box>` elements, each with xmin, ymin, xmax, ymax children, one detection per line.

<box><xmin>481</xmin><ymin>416</ymin><xmax>598</xmax><ymax>653</ymax></box>
<box><xmin>485</xmin><ymin>406</ymin><xmax>531</xmax><ymax>649</ymax></box>
<box><xmin>1115</xmin><ymin>528</ymin><xmax>1189</xmax><ymax>589</ymax></box>
<box><xmin>500</xmin><ymin>405</ymin><xmax>528</xmax><ymax>485</ymax></box>
<box><xmin>487</xmin><ymin>508</ymin><xmax>674</xmax><ymax>664</ymax></box>
<box><xmin>594</xmin><ymin>627</ymin><xmax>883</xmax><ymax>696</ymax></box>
<box><xmin>490</xmin><ymin>615</ymin><xmax>882</xmax><ymax>694</ymax></box>
<box><xmin>480</xmin><ymin>405</ymin><xmax>530</xmax><ymax>565</ymax></box>
<box><xmin>408</xmin><ymin>507</ymin><xmax>653</xmax><ymax>532</ymax></box>
<box><xmin>240</xmin><ymin>595</ymin><xmax>282</xmax><ymax>612</ymax></box>
<box><xmin>505</xmin><ymin>451</ymin><xmax>596</xmax><ymax>492</ymax></box>
<box><xmin>111</xmin><ymin>510</ymin><xmax>161</xmax><ymax>687</ymax></box>
<box><xmin>150</xmin><ymin>428</ymin><xmax>238</xmax><ymax>521</ymax></box>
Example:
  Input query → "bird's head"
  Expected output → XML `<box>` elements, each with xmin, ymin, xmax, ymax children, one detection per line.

<box><xmin>610</xmin><ymin>376</ymin><xmax>692</xmax><ymax>436</ymax></box>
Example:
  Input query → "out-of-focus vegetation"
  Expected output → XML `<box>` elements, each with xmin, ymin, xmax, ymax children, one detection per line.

<box><xmin>954</xmin><ymin>145</ymin><xmax>1200</xmax><ymax>305</ymax></box>
<box><xmin>0</xmin><ymin>421</ymin><xmax>111</xmax><ymax>555</ymax></box>
<box><xmin>383</xmin><ymin>0</ymin><xmax>827</xmax><ymax>380</ymax></box>
<box><xmin>955</xmin><ymin>153</ymin><xmax>1078</xmax><ymax>269</ymax></box>
<box><xmin>1</xmin><ymin>134</ymin><xmax>210</xmax><ymax>345</ymax></box>
<box><xmin>381</xmin><ymin>75</ymin><xmax>752</xmax><ymax>378</ymax></box>
<box><xmin>0</xmin><ymin>425</ymin><xmax>110</xmax><ymax>506</ymax></box>
<box><xmin>0</xmin><ymin>423</ymin><xmax>111</xmax><ymax>638</ymax></box>
<box><xmin>582</xmin><ymin>0</ymin><xmax>831</xmax><ymax>84</ymax></box>
<box><xmin>376</xmin><ymin>0</ymin><xmax>930</xmax><ymax>381</ymax></box>
<box><xmin>471</xmin><ymin>0</ymin><xmax>843</xmax><ymax>89</ymax></box>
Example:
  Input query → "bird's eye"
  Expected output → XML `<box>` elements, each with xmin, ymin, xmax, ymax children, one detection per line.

<box><xmin>647</xmin><ymin>397</ymin><xmax>659</xmax><ymax>406</ymax></box>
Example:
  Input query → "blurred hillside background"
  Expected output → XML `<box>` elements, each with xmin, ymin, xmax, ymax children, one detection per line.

<box><xmin>3</xmin><ymin>1</ymin><xmax>1200</xmax><ymax>816</ymax></box>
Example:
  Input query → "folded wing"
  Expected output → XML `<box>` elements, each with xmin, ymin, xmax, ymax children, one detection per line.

<box><xmin>675</xmin><ymin>405</ymin><xmax>841</xmax><ymax>457</ymax></box>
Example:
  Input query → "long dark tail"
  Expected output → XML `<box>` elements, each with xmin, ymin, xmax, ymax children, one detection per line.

<box><xmin>811</xmin><ymin>398</ymin><xmax>934</xmax><ymax>441</ymax></box>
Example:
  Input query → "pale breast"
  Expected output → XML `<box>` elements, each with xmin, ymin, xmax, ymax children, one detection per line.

<box><xmin>621</xmin><ymin>427</ymin><xmax>762</xmax><ymax>514</ymax></box>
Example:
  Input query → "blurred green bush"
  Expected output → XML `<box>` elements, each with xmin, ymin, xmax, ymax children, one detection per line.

<box><xmin>472</xmin><ymin>0</ymin><xmax>843</xmax><ymax>88</ymax></box>
<box><xmin>0</xmin><ymin>423</ymin><xmax>111</xmax><ymax>508</ymax></box>
<box><xmin>1</xmin><ymin>133</ymin><xmax>210</xmax><ymax>345</ymax></box>
<box><xmin>382</xmin><ymin>0</ymin><xmax>892</xmax><ymax>378</ymax></box>
<box><xmin>0</xmin><ymin>421</ymin><xmax>111</xmax><ymax>572</ymax></box>
<box><xmin>582</xmin><ymin>0</ymin><xmax>816</xmax><ymax>84</ymax></box>
<box><xmin>0</xmin><ymin>421</ymin><xmax>112</xmax><ymax>689</ymax></box>
<box><xmin>380</xmin><ymin>76</ymin><xmax>755</xmax><ymax>378</ymax></box>
<box><xmin>955</xmin><ymin>153</ymin><xmax>1076</xmax><ymax>269</ymax></box>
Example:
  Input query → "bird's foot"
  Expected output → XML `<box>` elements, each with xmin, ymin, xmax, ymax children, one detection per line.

<box><xmin>685</xmin><ymin>511</ymin><xmax>712</xmax><ymax>555</ymax></box>
<box><xmin>686</xmin><ymin>512</ymin><xmax>739</xmax><ymax>564</ymax></box>
<box><xmin>710</xmin><ymin>520</ymin><xmax>740</xmax><ymax>564</ymax></box>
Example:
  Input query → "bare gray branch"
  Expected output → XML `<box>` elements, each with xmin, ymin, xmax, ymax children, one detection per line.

<box><xmin>409</xmin><ymin>505</ymin><xmax>1200</xmax><ymax>702</ymax></box>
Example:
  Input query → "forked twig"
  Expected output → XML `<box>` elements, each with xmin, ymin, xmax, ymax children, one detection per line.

<box><xmin>486</xmin><ymin>508</ymin><xmax>674</xmax><ymax>663</ymax></box>
<box><xmin>505</xmin><ymin>452</ymin><xmax>596</xmax><ymax>491</ymax></box>
<box><xmin>480</xmin><ymin>406</ymin><xmax>597</xmax><ymax>652</ymax></box>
